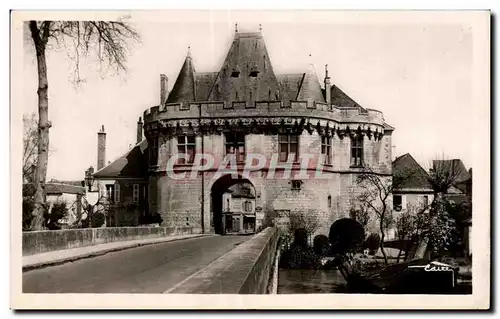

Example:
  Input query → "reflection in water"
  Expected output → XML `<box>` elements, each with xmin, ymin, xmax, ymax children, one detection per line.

<box><xmin>278</xmin><ymin>269</ymin><xmax>349</xmax><ymax>294</ymax></box>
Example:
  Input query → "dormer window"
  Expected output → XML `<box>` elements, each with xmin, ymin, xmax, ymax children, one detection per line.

<box><xmin>249</xmin><ymin>69</ymin><xmax>259</xmax><ymax>77</ymax></box>
<box><xmin>231</xmin><ymin>69</ymin><xmax>240</xmax><ymax>78</ymax></box>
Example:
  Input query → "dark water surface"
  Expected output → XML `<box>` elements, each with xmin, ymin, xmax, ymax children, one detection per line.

<box><xmin>278</xmin><ymin>269</ymin><xmax>349</xmax><ymax>294</ymax></box>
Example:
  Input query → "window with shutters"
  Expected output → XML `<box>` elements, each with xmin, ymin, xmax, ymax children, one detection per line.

<box><xmin>106</xmin><ymin>184</ymin><xmax>115</xmax><ymax>202</ymax></box>
<box><xmin>114</xmin><ymin>183</ymin><xmax>120</xmax><ymax>203</ymax></box>
<box><xmin>133</xmin><ymin>184</ymin><xmax>140</xmax><ymax>203</ymax></box>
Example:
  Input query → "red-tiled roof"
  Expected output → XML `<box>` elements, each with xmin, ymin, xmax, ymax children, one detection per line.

<box><xmin>93</xmin><ymin>140</ymin><xmax>148</xmax><ymax>179</ymax></box>
<box><xmin>392</xmin><ymin>153</ymin><xmax>433</xmax><ymax>191</ymax></box>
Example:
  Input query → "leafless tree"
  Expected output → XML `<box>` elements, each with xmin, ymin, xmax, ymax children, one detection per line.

<box><xmin>27</xmin><ymin>19</ymin><xmax>140</xmax><ymax>230</ymax></box>
<box><xmin>355</xmin><ymin>165</ymin><xmax>415</xmax><ymax>265</ymax></box>
<box><xmin>73</xmin><ymin>194</ymin><xmax>111</xmax><ymax>228</ymax></box>
<box><xmin>23</xmin><ymin>113</ymin><xmax>38</xmax><ymax>184</ymax></box>
<box><xmin>281</xmin><ymin>209</ymin><xmax>321</xmax><ymax>245</ymax></box>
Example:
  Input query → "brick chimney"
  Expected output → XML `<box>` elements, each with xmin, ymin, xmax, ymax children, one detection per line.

<box><xmin>324</xmin><ymin>64</ymin><xmax>331</xmax><ymax>107</ymax></box>
<box><xmin>160</xmin><ymin>74</ymin><xmax>168</xmax><ymax>105</ymax></box>
<box><xmin>97</xmin><ymin>125</ymin><xmax>106</xmax><ymax>170</ymax></box>
<box><xmin>137</xmin><ymin>117</ymin><xmax>143</xmax><ymax>144</ymax></box>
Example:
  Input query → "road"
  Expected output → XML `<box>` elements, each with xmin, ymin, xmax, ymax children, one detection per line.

<box><xmin>23</xmin><ymin>235</ymin><xmax>249</xmax><ymax>293</ymax></box>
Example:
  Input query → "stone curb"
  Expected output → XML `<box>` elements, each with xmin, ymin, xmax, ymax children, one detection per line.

<box><xmin>23</xmin><ymin>234</ymin><xmax>212</xmax><ymax>272</ymax></box>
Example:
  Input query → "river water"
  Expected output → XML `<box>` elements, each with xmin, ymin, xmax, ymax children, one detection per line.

<box><xmin>277</xmin><ymin>269</ymin><xmax>349</xmax><ymax>294</ymax></box>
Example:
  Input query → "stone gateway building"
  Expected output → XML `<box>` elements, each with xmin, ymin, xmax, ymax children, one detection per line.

<box><xmin>94</xmin><ymin>29</ymin><xmax>394</xmax><ymax>237</ymax></box>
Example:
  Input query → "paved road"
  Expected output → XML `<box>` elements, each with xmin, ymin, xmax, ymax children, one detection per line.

<box><xmin>23</xmin><ymin>235</ymin><xmax>249</xmax><ymax>293</ymax></box>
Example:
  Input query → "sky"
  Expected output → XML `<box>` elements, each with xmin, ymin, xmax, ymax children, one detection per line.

<box><xmin>21</xmin><ymin>11</ymin><xmax>480</xmax><ymax>181</ymax></box>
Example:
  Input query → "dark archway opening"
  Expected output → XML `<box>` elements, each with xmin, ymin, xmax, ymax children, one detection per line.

<box><xmin>211</xmin><ymin>174</ymin><xmax>255</xmax><ymax>235</ymax></box>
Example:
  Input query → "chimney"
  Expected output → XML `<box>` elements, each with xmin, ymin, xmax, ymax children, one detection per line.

<box><xmin>324</xmin><ymin>64</ymin><xmax>331</xmax><ymax>107</ymax></box>
<box><xmin>97</xmin><ymin>125</ymin><xmax>106</xmax><ymax>170</ymax></box>
<box><xmin>160</xmin><ymin>74</ymin><xmax>168</xmax><ymax>105</ymax></box>
<box><xmin>137</xmin><ymin>117</ymin><xmax>143</xmax><ymax>144</ymax></box>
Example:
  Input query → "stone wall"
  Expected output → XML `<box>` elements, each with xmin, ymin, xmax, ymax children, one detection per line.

<box><xmin>148</xmin><ymin>127</ymin><xmax>392</xmax><ymax>236</ymax></box>
<box><xmin>22</xmin><ymin>226</ymin><xmax>202</xmax><ymax>256</ymax></box>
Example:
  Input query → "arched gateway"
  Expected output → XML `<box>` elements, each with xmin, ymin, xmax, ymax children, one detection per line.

<box><xmin>140</xmin><ymin>28</ymin><xmax>394</xmax><ymax>238</ymax></box>
<box><xmin>211</xmin><ymin>174</ymin><xmax>256</xmax><ymax>235</ymax></box>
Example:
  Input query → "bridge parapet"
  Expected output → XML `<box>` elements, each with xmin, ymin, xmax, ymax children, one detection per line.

<box><xmin>166</xmin><ymin>227</ymin><xmax>280</xmax><ymax>294</ymax></box>
<box><xmin>22</xmin><ymin>226</ymin><xmax>202</xmax><ymax>256</ymax></box>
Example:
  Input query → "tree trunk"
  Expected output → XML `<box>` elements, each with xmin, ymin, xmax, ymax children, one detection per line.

<box><xmin>29</xmin><ymin>21</ymin><xmax>51</xmax><ymax>230</ymax></box>
<box><xmin>379</xmin><ymin>218</ymin><xmax>388</xmax><ymax>265</ymax></box>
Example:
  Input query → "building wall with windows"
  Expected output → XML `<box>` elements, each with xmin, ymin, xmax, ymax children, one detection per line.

<box><xmin>90</xmin><ymin>29</ymin><xmax>394</xmax><ymax>237</ymax></box>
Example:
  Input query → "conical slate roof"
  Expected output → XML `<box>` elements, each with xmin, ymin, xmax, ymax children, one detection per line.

<box><xmin>166</xmin><ymin>49</ymin><xmax>197</xmax><ymax>103</ymax></box>
<box><xmin>208</xmin><ymin>32</ymin><xmax>280</xmax><ymax>104</ymax></box>
<box><xmin>296</xmin><ymin>62</ymin><xmax>325</xmax><ymax>103</ymax></box>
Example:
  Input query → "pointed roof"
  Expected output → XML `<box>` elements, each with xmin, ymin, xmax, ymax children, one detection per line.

<box><xmin>276</xmin><ymin>73</ymin><xmax>303</xmax><ymax>104</ymax></box>
<box><xmin>208</xmin><ymin>31</ymin><xmax>280</xmax><ymax>104</ymax></box>
<box><xmin>393</xmin><ymin>153</ymin><xmax>433</xmax><ymax>191</ymax></box>
<box><xmin>195</xmin><ymin>72</ymin><xmax>218</xmax><ymax>101</ymax></box>
<box><xmin>166</xmin><ymin>48</ymin><xmax>197</xmax><ymax>103</ymax></box>
<box><xmin>432</xmin><ymin>159</ymin><xmax>470</xmax><ymax>184</ymax></box>
<box><xmin>93</xmin><ymin>140</ymin><xmax>149</xmax><ymax>179</ymax></box>
<box><xmin>296</xmin><ymin>61</ymin><xmax>325</xmax><ymax>103</ymax></box>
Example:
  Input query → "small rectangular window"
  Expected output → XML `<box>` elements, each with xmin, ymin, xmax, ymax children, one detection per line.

<box><xmin>350</xmin><ymin>135</ymin><xmax>364</xmax><ymax>167</ymax></box>
<box><xmin>422</xmin><ymin>195</ymin><xmax>429</xmax><ymax>208</ymax></box>
<box><xmin>393</xmin><ymin>195</ymin><xmax>402</xmax><ymax>211</ymax></box>
<box><xmin>321</xmin><ymin>136</ymin><xmax>332</xmax><ymax>165</ymax></box>
<box><xmin>225</xmin><ymin>133</ymin><xmax>246</xmax><ymax>162</ymax></box>
<box><xmin>279</xmin><ymin>134</ymin><xmax>299</xmax><ymax>162</ymax></box>
<box><xmin>177</xmin><ymin>135</ymin><xmax>196</xmax><ymax>164</ymax></box>
<box><xmin>149</xmin><ymin>138</ymin><xmax>158</xmax><ymax>166</ymax></box>
<box><xmin>291</xmin><ymin>180</ymin><xmax>302</xmax><ymax>190</ymax></box>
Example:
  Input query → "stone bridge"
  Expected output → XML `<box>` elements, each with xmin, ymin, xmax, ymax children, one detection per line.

<box><xmin>22</xmin><ymin>227</ymin><xmax>280</xmax><ymax>294</ymax></box>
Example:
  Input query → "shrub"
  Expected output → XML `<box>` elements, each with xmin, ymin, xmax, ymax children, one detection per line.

<box><xmin>293</xmin><ymin>228</ymin><xmax>309</xmax><ymax>248</ymax></box>
<box><xmin>22</xmin><ymin>197</ymin><xmax>34</xmax><ymax>231</ymax></box>
<box><xmin>91</xmin><ymin>212</ymin><xmax>105</xmax><ymax>228</ymax></box>
<box><xmin>313</xmin><ymin>234</ymin><xmax>330</xmax><ymax>257</ymax></box>
<box><xmin>329</xmin><ymin>218</ymin><xmax>365</xmax><ymax>254</ymax></box>
<box><xmin>364</xmin><ymin>233</ymin><xmax>381</xmax><ymax>254</ymax></box>
<box><xmin>44</xmin><ymin>201</ymin><xmax>67</xmax><ymax>230</ymax></box>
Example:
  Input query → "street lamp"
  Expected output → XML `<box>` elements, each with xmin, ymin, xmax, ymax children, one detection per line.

<box><xmin>85</xmin><ymin>166</ymin><xmax>95</xmax><ymax>192</ymax></box>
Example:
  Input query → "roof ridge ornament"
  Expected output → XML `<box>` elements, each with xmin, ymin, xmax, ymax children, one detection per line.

<box><xmin>235</xmin><ymin>23</ymin><xmax>238</xmax><ymax>33</ymax></box>
<box><xmin>259</xmin><ymin>24</ymin><xmax>262</xmax><ymax>32</ymax></box>
<box><xmin>187</xmin><ymin>45</ymin><xmax>191</xmax><ymax>58</ymax></box>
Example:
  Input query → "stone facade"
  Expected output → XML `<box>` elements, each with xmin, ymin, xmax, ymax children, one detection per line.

<box><xmin>141</xmin><ymin>29</ymin><xmax>394</xmax><ymax>237</ymax></box>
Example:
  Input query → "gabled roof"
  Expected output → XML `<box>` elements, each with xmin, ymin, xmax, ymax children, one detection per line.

<box><xmin>46</xmin><ymin>183</ymin><xmax>85</xmax><ymax>195</ymax></box>
<box><xmin>207</xmin><ymin>32</ymin><xmax>280</xmax><ymax>104</ymax></box>
<box><xmin>227</xmin><ymin>183</ymin><xmax>256</xmax><ymax>199</ymax></box>
<box><xmin>93</xmin><ymin>140</ymin><xmax>148</xmax><ymax>179</ymax></box>
<box><xmin>322</xmin><ymin>84</ymin><xmax>365</xmax><ymax>109</ymax></box>
<box><xmin>433</xmin><ymin>159</ymin><xmax>471</xmax><ymax>183</ymax></box>
<box><xmin>393</xmin><ymin>153</ymin><xmax>432</xmax><ymax>191</ymax></box>
<box><xmin>166</xmin><ymin>50</ymin><xmax>197</xmax><ymax>103</ymax></box>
